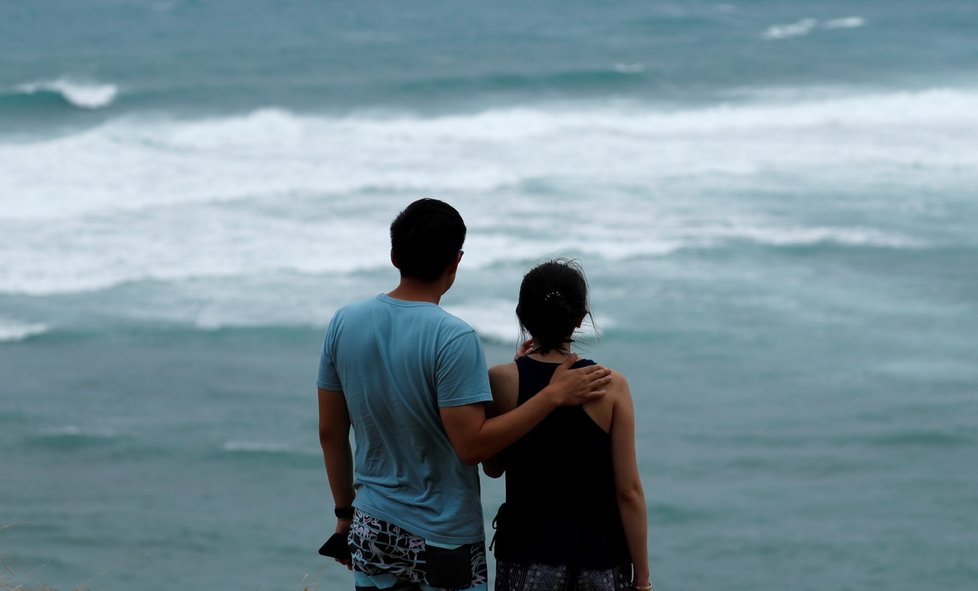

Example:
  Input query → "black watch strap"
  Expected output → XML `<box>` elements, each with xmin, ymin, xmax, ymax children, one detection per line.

<box><xmin>334</xmin><ymin>506</ymin><xmax>354</xmax><ymax>519</ymax></box>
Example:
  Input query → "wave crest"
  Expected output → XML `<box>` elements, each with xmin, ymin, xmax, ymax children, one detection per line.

<box><xmin>0</xmin><ymin>88</ymin><xmax>970</xmax><ymax>301</ymax></box>
<box><xmin>13</xmin><ymin>78</ymin><xmax>119</xmax><ymax>109</ymax></box>
<box><xmin>0</xmin><ymin>320</ymin><xmax>49</xmax><ymax>342</ymax></box>
<box><xmin>764</xmin><ymin>18</ymin><xmax>818</xmax><ymax>40</ymax></box>
<box><xmin>764</xmin><ymin>16</ymin><xmax>865</xmax><ymax>40</ymax></box>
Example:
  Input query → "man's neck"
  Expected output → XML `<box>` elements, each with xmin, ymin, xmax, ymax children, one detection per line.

<box><xmin>387</xmin><ymin>277</ymin><xmax>445</xmax><ymax>305</ymax></box>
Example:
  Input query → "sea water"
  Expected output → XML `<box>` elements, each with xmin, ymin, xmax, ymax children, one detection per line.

<box><xmin>1</xmin><ymin>1</ymin><xmax>977</xmax><ymax>589</ymax></box>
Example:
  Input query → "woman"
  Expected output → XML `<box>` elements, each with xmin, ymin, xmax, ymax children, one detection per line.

<box><xmin>485</xmin><ymin>259</ymin><xmax>651</xmax><ymax>591</ymax></box>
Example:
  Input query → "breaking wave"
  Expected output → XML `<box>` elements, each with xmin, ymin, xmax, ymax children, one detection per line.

<box><xmin>9</xmin><ymin>78</ymin><xmax>119</xmax><ymax>110</ymax></box>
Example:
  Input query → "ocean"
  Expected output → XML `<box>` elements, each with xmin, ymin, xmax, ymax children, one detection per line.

<box><xmin>1</xmin><ymin>1</ymin><xmax>977</xmax><ymax>589</ymax></box>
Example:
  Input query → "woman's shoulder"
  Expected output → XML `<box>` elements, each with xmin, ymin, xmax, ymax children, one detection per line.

<box><xmin>608</xmin><ymin>367</ymin><xmax>630</xmax><ymax>387</ymax></box>
<box><xmin>608</xmin><ymin>368</ymin><xmax>632</xmax><ymax>398</ymax></box>
<box><xmin>579</xmin><ymin>358</ymin><xmax>630</xmax><ymax>393</ymax></box>
<box><xmin>488</xmin><ymin>361</ymin><xmax>519</xmax><ymax>380</ymax></box>
<box><xmin>591</xmin><ymin>366</ymin><xmax>631</xmax><ymax>410</ymax></box>
<box><xmin>488</xmin><ymin>362</ymin><xmax>520</xmax><ymax>413</ymax></box>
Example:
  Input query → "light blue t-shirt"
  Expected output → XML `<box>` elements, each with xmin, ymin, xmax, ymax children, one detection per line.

<box><xmin>317</xmin><ymin>293</ymin><xmax>493</xmax><ymax>545</ymax></box>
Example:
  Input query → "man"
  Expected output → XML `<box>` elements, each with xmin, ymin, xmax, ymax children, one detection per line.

<box><xmin>318</xmin><ymin>198</ymin><xmax>611</xmax><ymax>591</ymax></box>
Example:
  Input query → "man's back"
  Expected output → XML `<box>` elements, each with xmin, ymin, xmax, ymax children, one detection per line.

<box><xmin>317</xmin><ymin>293</ymin><xmax>492</xmax><ymax>545</ymax></box>
<box><xmin>316</xmin><ymin>199</ymin><xmax>610</xmax><ymax>590</ymax></box>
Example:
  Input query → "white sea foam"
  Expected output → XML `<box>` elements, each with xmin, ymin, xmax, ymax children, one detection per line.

<box><xmin>40</xmin><ymin>425</ymin><xmax>83</xmax><ymax>436</ymax></box>
<box><xmin>705</xmin><ymin>223</ymin><xmax>920</xmax><ymax>249</ymax></box>
<box><xmin>764</xmin><ymin>16</ymin><xmax>866</xmax><ymax>40</ymax></box>
<box><xmin>0</xmin><ymin>320</ymin><xmax>49</xmax><ymax>342</ymax></box>
<box><xmin>445</xmin><ymin>299</ymin><xmax>610</xmax><ymax>345</ymax></box>
<box><xmin>0</xmin><ymin>88</ymin><xmax>972</xmax><ymax>300</ymax></box>
<box><xmin>222</xmin><ymin>440</ymin><xmax>305</xmax><ymax>454</ymax></box>
<box><xmin>15</xmin><ymin>78</ymin><xmax>119</xmax><ymax>109</ymax></box>
<box><xmin>3</xmin><ymin>88</ymin><xmax>976</xmax><ymax>222</ymax></box>
<box><xmin>35</xmin><ymin>425</ymin><xmax>118</xmax><ymax>440</ymax></box>
<box><xmin>763</xmin><ymin>18</ymin><xmax>818</xmax><ymax>40</ymax></box>
<box><xmin>824</xmin><ymin>17</ymin><xmax>866</xmax><ymax>30</ymax></box>
<box><xmin>443</xmin><ymin>300</ymin><xmax>522</xmax><ymax>343</ymax></box>
<box><xmin>613</xmin><ymin>63</ymin><xmax>645</xmax><ymax>74</ymax></box>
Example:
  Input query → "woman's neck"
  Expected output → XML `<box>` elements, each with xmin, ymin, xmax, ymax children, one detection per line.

<box><xmin>527</xmin><ymin>342</ymin><xmax>574</xmax><ymax>363</ymax></box>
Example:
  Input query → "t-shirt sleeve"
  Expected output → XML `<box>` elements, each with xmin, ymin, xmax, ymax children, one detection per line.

<box><xmin>435</xmin><ymin>330</ymin><xmax>493</xmax><ymax>408</ymax></box>
<box><xmin>316</xmin><ymin>317</ymin><xmax>342</xmax><ymax>391</ymax></box>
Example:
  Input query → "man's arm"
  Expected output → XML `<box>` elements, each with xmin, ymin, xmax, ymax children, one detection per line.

<box><xmin>440</xmin><ymin>356</ymin><xmax>611</xmax><ymax>466</ymax></box>
<box><xmin>318</xmin><ymin>387</ymin><xmax>355</xmax><ymax>536</ymax></box>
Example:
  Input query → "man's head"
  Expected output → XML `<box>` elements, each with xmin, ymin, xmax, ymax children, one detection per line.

<box><xmin>390</xmin><ymin>198</ymin><xmax>466</xmax><ymax>282</ymax></box>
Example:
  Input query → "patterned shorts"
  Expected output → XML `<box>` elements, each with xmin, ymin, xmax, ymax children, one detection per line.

<box><xmin>494</xmin><ymin>560</ymin><xmax>632</xmax><ymax>591</ymax></box>
<box><xmin>349</xmin><ymin>509</ymin><xmax>488</xmax><ymax>591</ymax></box>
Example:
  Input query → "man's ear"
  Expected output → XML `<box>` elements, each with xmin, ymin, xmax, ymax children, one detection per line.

<box><xmin>446</xmin><ymin>253</ymin><xmax>461</xmax><ymax>276</ymax></box>
<box><xmin>390</xmin><ymin>249</ymin><xmax>399</xmax><ymax>269</ymax></box>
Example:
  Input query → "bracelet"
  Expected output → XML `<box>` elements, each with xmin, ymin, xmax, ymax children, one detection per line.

<box><xmin>633</xmin><ymin>583</ymin><xmax>652</xmax><ymax>591</ymax></box>
<box><xmin>334</xmin><ymin>506</ymin><xmax>354</xmax><ymax>519</ymax></box>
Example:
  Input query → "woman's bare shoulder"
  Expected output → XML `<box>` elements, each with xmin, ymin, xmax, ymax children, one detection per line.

<box><xmin>606</xmin><ymin>368</ymin><xmax>634</xmax><ymax>403</ymax></box>
<box><xmin>608</xmin><ymin>368</ymin><xmax>630</xmax><ymax>387</ymax></box>
<box><xmin>488</xmin><ymin>362</ymin><xmax>520</xmax><ymax>413</ymax></box>
<box><xmin>489</xmin><ymin>361</ymin><xmax>518</xmax><ymax>379</ymax></box>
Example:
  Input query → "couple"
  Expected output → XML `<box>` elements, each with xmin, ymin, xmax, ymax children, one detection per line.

<box><xmin>317</xmin><ymin>199</ymin><xmax>650</xmax><ymax>591</ymax></box>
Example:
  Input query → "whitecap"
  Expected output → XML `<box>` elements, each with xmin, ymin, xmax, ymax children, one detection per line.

<box><xmin>824</xmin><ymin>17</ymin><xmax>866</xmax><ymax>30</ymax></box>
<box><xmin>4</xmin><ymin>87</ymin><xmax>976</xmax><ymax>223</ymax></box>
<box><xmin>222</xmin><ymin>440</ymin><xmax>301</xmax><ymax>454</ymax></box>
<box><xmin>763</xmin><ymin>18</ymin><xmax>818</xmax><ymax>40</ymax></box>
<box><xmin>613</xmin><ymin>63</ymin><xmax>645</xmax><ymax>74</ymax></box>
<box><xmin>40</xmin><ymin>425</ymin><xmax>84</xmax><ymax>436</ymax></box>
<box><xmin>0</xmin><ymin>320</ymin><xmax>49</xmax><ymax>342</ymax></box>
<box><xmin>706</xmin><ymin>223</ymin><xmax>921</xmax><ymax>249</ymax></box>
<box><xmin>445</xmin><ymin>299</ymin><xmax>611</xmax><ymax>345</ymax></box>
<box><xmin>0</xmin><ymin>88</ymin><xmax>972</xmax><ymax>301</ymax></box>
<box><xmin>15</xmin><ymin>78</ymin><xmax>118</xmax><ymax>109</ymax></box>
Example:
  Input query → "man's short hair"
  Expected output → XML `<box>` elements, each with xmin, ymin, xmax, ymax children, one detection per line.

<box><xmin>390</xmin><ymin>198</ymin><xmax>466</xmax><ymax>282</ymax></box>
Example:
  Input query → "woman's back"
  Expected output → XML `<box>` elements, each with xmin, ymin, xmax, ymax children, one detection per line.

<box><xmin>493</xmin><ymin>356</ymin><xmax>630</xmax><ymax>569</ymax></box>
<box><xmin>487</xmin><ymin>258</ymin><xmax>650</xmax><ymax>591</ymax></box>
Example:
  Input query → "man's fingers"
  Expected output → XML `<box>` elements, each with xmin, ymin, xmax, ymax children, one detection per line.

<box><xmin>585</xmin><ymin>368</ymin><xmax>612</xmax><ymax>382</ymax></box>
<box><xmin>572</xmin><ymin>363</ymin><xmax>607</xmax><ymax>375</ymax></box>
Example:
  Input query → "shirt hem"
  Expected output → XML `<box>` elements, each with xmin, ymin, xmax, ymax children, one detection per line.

<box><xmin>353</xmin><ymin>502</ymin><xmax>485</xmax><ymax>546</ymax></box>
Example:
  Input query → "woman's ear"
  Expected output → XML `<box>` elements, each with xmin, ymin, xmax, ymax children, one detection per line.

<box><xmin>575</xmin><ymin>314</ymin><xmax>586</xmax><ymax>328</ymax></box>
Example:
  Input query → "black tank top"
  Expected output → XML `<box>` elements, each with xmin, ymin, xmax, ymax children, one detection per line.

<box><xmin>492</xmin><ymin>356</ymin><xmax>630</xmax><ymax>569</ymax></box>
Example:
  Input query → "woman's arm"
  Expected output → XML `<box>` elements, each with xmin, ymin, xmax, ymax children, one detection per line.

<box><xmin>610</xmin><ymin>372</ymin><xmax>651</xmax><ymax>588</ymax></box>
<box><xmin>481</xmin><ymin>363</ymin><xmax>520</xmax><ymax>477</ymax></box>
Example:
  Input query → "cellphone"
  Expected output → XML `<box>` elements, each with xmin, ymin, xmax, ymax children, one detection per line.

<box><xmin>318</xmin><ymin>532</ymin><xmax>351</xmax><ymax>561</ymax></box>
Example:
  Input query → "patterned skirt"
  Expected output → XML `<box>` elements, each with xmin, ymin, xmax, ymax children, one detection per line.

<box><xmin>494</xmin><ymin>560</ymin><xmax>632</xmax><ymax>591</ymax></box>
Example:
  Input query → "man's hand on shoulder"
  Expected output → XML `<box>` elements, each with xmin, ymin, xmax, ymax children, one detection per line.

<box><xmin>544</xmin><ymin>355</ymin><xmax>612</xmax><ymax>407</ymax></box>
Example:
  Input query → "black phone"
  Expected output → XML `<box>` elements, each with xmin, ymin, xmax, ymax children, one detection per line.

<box><xmin>318</xmin><ymin>532</ymin><xmax>352</xmax><ymax>561</ymax></box>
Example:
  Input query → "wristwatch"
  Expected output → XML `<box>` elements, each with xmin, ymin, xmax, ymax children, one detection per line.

<box><xmin>334</xmin><ymin>506</ymin><xmax>354</xmax><ymax>519</ymax></box>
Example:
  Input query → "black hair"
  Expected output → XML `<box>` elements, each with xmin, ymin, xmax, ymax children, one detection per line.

<box><xmin>516</xmin><ymin>259</ymin><xmax>591</xmax><ymax>354</ymax></box>
<box><xmin>390</xmin><ymin>198</ymin><xmax>466</xmax><ymax>282</ymax></box>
